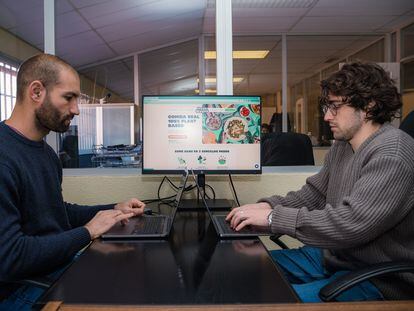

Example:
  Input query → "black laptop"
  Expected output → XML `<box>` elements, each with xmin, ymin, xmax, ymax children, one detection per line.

<box><xmin>101</xmin><ymin>173</ymin><xmax>187</xmax><ymax>239</ymax></box>
<box><xmin>190</xmin><ymin>171</ymin><xmax>270</xmax><ymax>239</ymax></box>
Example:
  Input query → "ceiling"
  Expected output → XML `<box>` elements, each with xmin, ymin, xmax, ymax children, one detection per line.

<box><xmin>1</xmin><ymin>0</ymin><xmax>414</xmax><ymax>101</ymax></box>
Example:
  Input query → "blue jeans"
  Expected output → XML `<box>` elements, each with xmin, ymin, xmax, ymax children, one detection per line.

<box><xmin>270</xmin><ymin>246</ymin><xmax>384</xmax><ymax>303</ymax></box>
<box><xmin>0</xmin><ymin>251</ymin><xmax>83</xmax><ymax>310</ymax></box>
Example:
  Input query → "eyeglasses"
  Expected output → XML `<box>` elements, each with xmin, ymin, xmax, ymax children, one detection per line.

<box><xmin>321</xmin><ymin>101</ymin><xmax>347</xmax><ymax>116</ymax></box>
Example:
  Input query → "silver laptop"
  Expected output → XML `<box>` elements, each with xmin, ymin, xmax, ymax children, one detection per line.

<box><xmin>101</xmin><ymin>173</ymin><xmax>188</xmax><ymax>239</ymax></box>
<box><xmin>190</xmin><ymin>170</ymin><xmax>270</xmax><ymax>239</ymax></box>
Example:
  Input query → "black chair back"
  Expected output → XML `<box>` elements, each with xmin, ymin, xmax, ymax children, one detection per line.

<box><xmin>261</xmin><ymin>132</ymin><xmax>314</xmax><ymax>166</ymax></box>
<box><xmin>400</xmin><ymin>110</ymin><xmax>414</xmax><ymax>139</ymax></box>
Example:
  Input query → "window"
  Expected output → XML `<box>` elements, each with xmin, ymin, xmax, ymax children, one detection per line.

<box><xmin>401</xmin><ymin>22</ymin><xmax>414</xmax><ymax>119</ymax></box>
<box><xmin>60</xmin><ymin>104</ymin><xmax>136</xmax><ymax>168</ymax></box>
<box><xmin>0</xmin><ymin>58</ymin><xmax>18</xmax><ymax>121</ymax></box>
<box><xmin>401</xmin><ymin>23</ymin><xmax>414</xmax><ymax>59</ymax></box>
<box><xmin>59</xmin><ymin>57</ymin><xmax>137</xmax><ymax>168</ymax></box>
<box><xmin>139</xmin><ymin>40</ymin><xmax>198</xmax><ymax>96</ymax></box>
<box><xmin>348</xmin><ymin>39</ymin><xmax>385</xmax><ymax>62</ymax></box>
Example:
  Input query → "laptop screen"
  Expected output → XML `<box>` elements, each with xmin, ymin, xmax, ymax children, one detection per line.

<box><xmin>174</xmin><ymin>172</ymin><xmax>188</xmax><ymax>206</ymax></box>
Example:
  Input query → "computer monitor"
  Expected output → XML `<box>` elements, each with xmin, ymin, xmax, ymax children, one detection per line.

<box><xmin>142</xmin><ymin>95</ymin><xmax>261</xmax><ymax>174</ymax></box>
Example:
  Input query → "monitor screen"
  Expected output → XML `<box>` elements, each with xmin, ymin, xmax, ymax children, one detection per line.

<box><xmin>142</xmin><ymin>95</ymin><xmax>261</xmax><ymax>174</ymax></box>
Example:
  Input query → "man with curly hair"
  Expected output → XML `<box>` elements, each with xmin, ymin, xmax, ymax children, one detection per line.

<box><xmin>227</xmin><ymin>62</ymin><xmax>414</xmax><ymax>302</ymax></box>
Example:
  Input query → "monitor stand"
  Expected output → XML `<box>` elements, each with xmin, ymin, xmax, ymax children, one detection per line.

<box><xmin>178</xmin><ymin>172</ymin><xmax>236</xmax><ymax>211</ymax></box>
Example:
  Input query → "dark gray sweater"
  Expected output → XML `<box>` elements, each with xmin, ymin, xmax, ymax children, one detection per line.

<box><xmin>0</xmin><ymin>122</ymin><xmax>113</xmax><ymax>299</ymax></box>
<box><xmin>260</xmin><ymin>123</ymin><xmax>414</xmax><ymax>299</ymax></box>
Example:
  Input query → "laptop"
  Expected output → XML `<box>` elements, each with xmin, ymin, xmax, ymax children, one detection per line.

<box><xmin>190</xmin><ymin>170</ymin><xmax>270</xmax><ymax>239</ymax></box>
<box><xmin>101</xmin><ymin>173</ymin><xmax>188</xmax><ymax>239</ymax></box>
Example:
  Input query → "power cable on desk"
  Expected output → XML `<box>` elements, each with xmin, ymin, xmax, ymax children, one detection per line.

<box><xmin>157</xmin><ymin>176</ymin><xmax>169</xmax><ymax>201</ymax></box>
<box><xmin>142</xmin><ymin>194</ymin><xmax>176</xmax><ymax>205</ymax></box>
<box><xmin>142</xmin><ymin>175</ymin><xmax>217</xmax><ymax>205</ymax></box>
<box><xmin>141</xmin><ymin>176</ymin><xmax>196</xmax><ymax>205</ymax></box>
<box><xmin>165</xmin><ymin>176</ymin><xmax>180</xmax><ymax>190</ymax></box>
<box><xmin>157</xmin><ymin>176</ymin><xmax>195</xmax><ymax>200</ymax></box>
<box><xmin>205</xmin><ymin>183</ymin><xmax>216</xmax><ymax>200</ymax></box>
<box><xmin>162</xmin><ymin>175</ymin><xmax>216</xmax><ymax>200</ymax></box>
<box><xmin>139</xmin><ymin>177</ymin><xmax>177</xmax><ymax>205</ymax></box>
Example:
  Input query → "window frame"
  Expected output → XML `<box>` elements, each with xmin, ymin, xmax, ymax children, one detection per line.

<box><xmin>0</xmin><ymin>56</ymin><xmax>19</xmax><ymax>121</ymax></box>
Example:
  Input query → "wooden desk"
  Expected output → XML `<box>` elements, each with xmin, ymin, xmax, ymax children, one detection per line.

<box><xmin>42</xmin><ymin>301</ymin><xmax>414</xmax><ymax>311</ymax></box>
<box><xmin>38</xmin><ymin>205</ymin><xmax>298</xmax><ymax>307</ymax></box>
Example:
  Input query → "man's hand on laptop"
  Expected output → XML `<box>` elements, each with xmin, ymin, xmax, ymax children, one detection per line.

<box><xmin>115</xmin><ymin>198</ymin><xmax>146</xmax><ymax>225</ymax></box>
<box><xmin>84</xmin><ymin>210</ymin><xmax>135</xmax><ymax>240</ymax></box>
<box><xmin>226</xmin><ymin>203</ymin><xmax>271</xmax><ymax>231</ymax></box>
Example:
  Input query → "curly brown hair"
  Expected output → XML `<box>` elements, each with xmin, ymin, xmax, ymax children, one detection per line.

<box><xmin>320</xmin><ymin>62</ymin><xmax>402</xmax><ymax>124</ymax></box>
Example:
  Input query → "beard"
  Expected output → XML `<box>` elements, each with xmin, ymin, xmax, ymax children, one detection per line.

<box><xmin>331</xmin><ymin>110</ymin><xmax>364</xmax><ymax>142</ymax></box>
<box><xmin>35</xmin><ymin>94</ymin><xmax>73</xmax><ymax>133</ymax></box>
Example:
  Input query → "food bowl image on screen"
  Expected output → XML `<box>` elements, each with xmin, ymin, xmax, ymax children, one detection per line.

<box><xmin>205</xmin><ymin>113</ymin><xmax>222</xmax><ymax>131</ymax></box>
<box><xmin>250</xmin><ymin>104</ymin><xmax>260</xmax><ymax>115</ymax></box>
<box><xmin>224</xmin><ymin>117</ymin><xmax>248</xmax><ymax>141</ymax></box>
<box><xmin>239</xmin><ymin>106</ymin><xmax>250</xmax><ymax>117</ymax></box>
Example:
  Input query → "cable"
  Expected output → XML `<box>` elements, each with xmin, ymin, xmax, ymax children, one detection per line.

<box><xmin>184</xmin><ymin>184</ymin><xmax>196</xmax><ymax>192</ymax></box>
<box><xmin>143</xmin><ymin>175</ymin><xmax>195</xmax><ymax>205</ymax></box>
<box><xmin>228</xmin><ymin>174</ymin><xmax>240</xmax><ymax>207</ymax></box>
<box><xmin>166</xmin><ymin>176</ymin><xmax>183</xmax><ymax>190</ymax></box>
<box><xmin>163</xmin><ymin>176</ymin><xmax>196</xmax><ymax>194</ymax></box>
<box><xmin>142</xmin><ymin>194</ymin><xmax>176</xmax><ymax>204</ymax></box>
<box><xmin>143</xmin><ymin>175</ymin><xmax>217</xmax><ymax>205</ymax></box>
<box><xmin>205</xmin><ymin>183</ymin><xmax>216</xmax><ymax>200</ymax></box>
<box><xmin>157</xmin><ymin>176</ymin><xmax>168</xmax><ymax>201</ymax></box>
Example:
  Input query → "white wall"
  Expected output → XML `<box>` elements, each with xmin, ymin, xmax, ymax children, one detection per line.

<box><xmin>62</xmin><ymin>169</ymin><xmax>317</xmax><ymax>205</ymax></box>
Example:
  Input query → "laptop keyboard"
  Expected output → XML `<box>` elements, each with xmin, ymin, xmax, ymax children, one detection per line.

<box><xmin>132</xmin><ymin>216</ymin><xmax>167</xmax><ymax>235</ymax></box>
<box><xmin>214</xmin><ymin>215</ymin><xmax>257</xmax><ymax>234</ymax></box>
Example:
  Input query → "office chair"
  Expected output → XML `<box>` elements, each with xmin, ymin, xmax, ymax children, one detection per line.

<box><xmin>14</xmin><ymin>276</ymin><xmax>53</xmax><ymax>289</ymax></box>
<box><xmin>269</xmin><ymin>117</ymin><xmax>414</xmax><ymax>301</ymax></box>
<box><xmin>261</xmin><ymin>132</ymin><xmax>314</xmax><ymax>166</ymax></box>
<box><xmin>269</xmin><ymin>238</ymin><xmax>414</xmax><ymax>301</ymax></box>
<box><xmin>399</xmin><ymin>110</ymin><xmax>414</xmax><ymax>139</ymax></box>
<box><xmin>318</xmin><ymin>262</ymin><xmax>414</xmax><ymax>301</ymax></box>
<box><xmin>269</xmin><ymin>113</ymin><xmax>291</xmax><ymax>133</ymax></box>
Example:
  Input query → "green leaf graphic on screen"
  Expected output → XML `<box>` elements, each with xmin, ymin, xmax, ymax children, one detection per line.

<box><xmin>197</xmin><ymin>155</ymin><xmax>206</xmax><ymax>164</ymax></box>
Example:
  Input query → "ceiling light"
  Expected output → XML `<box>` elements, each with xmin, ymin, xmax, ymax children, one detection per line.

<box><xmin>195</xmin><ymin>89</ymin><xmax>217</xmax><ymax>94</ymax></box>
<box><xmin>204</xmin><ymin>50</ymin><xmax>269</xmax><ymax>59</ymax></box>
<box><xmin>196</xmin><ymin>77</ymin><xmax>244</xmax><ymax>83</ymax></box>
<box><xmin>207</xmin><ymin>0</ymin><xmax>316</xmax><ymax>8</ymax></box>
